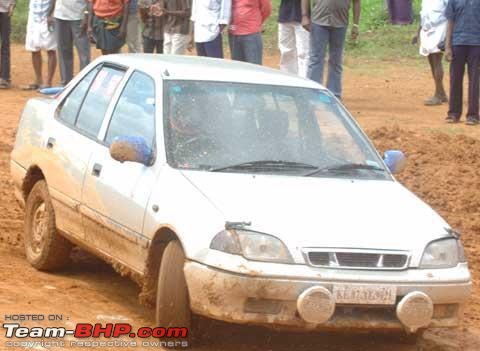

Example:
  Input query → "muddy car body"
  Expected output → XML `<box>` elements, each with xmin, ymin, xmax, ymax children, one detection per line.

<box><xmin>10</xmin><ymin>55</ymin><xmax>471</xmax><ymax>339</ymax></box>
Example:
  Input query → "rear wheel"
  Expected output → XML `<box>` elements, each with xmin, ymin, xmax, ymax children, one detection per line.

<box><xmin>156</xmin><ymin>240</ymin><xmax>192</xmax><ymax>340</ymax></box>
<box><xmin>24</xmin><ymin>180</ymin><xmax>72</xmax><ymax>270</ymax></box>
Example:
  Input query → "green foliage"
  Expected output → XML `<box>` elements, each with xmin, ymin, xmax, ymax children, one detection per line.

<box><xmin>359</xmin><ymin>0</ymin><xmax>421</xmax><ymax>31</ymax></box>
<box><xmin>11</xmin><ymin>1</ymin><xmax>29</xmax><ymax>42</ymax></box>
<box><xmin>262</xmin><ymin>0</ymin><xmax>280</xmax><ymax>50</ymax></box>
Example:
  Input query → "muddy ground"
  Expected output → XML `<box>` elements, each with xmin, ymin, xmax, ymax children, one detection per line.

<box><xmin>0</xmin><ymin>46</ymin><xmax>480</xmax><ymax>350</ymax></box>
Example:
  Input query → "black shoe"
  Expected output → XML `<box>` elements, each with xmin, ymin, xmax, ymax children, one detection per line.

<box><xmin>466</xmin><ymin>116</ymin><xmax>479</xmax><ymax>126</ymax></box>
<box><xmin>445</xmin><ymin>115</ymin><xmax>460</xmax><ymax>123</ymax></box>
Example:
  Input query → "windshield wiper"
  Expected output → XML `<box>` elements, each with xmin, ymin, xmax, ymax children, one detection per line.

<box><xmin>211</xmin><ymin>160</ymin><xmax>318</xmax><ymax>172</ymax></box>
<box><xmin>304</xmin><ymin>163</ymin><xmax>386</xmax><ymax>177</ymax></box>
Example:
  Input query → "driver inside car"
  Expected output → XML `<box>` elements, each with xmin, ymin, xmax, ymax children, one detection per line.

<box><xmin>168</xmin><ymin>88</ymin><xmax>219</xmax><ymax>168</ymax></box>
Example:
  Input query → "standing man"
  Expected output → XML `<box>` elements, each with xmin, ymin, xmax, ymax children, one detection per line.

<box><xmin>413</xmin><ymin>0</ymin><xmax>448</xmax><ymax>106</ymax></box>
<box><xmin>191</xmin><ymin>0</ymin><xmax>231</xmax><ymax>58</ymax></box>
<box><xmin>138</xmin><ymin>0</ymin><xmax>165</xmax><ymax>53</ymax></box>
<box><xmin>278</xmin><ymin>0</ymin><xmax>309</xmax><ymax>77</ymax></box>
<box><xmin>444</xmin><ymin>0</ymin><xmax>480</xmax><ymax>126</ymax></box>
<box><xmin>163</xmin><ymin>0</ymin><xmax>191</xmax><ymax>55</ymax></box>
<box><xmin>229</xmin><ymin>0</ymin><xmax>271</xmax><ymax>65</ymax></box>
<box><xmin>50</xmin><ymin>0</ymin><xmax>91</xmax><ymax>87</ymax></box>
<box><xmin>301</xmin><ymin>0</ymin><xmax>360</xmax><ymax>98</ymax></box>
<box><xmin>127</xmin><ymin>0</ymin><xmax>142</xmax><ymax>52</ymax></box>
<box><xmin>23</xmin><ymin>0</ymin><xmax>57</xmax><ymax>90</ymax></box>
<box><xmin>88</xmin><ymin>0</ymin><xmax>130</xmax><ymax>55</ymax></box>
<box><xmin>0</xmin><ymin>0</ymin><xmax>15</xmax><ymax>89</ymax></box>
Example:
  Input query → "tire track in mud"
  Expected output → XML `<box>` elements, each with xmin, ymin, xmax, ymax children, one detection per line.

<box><xmin>0</xmin><ymin>137</ymin><xmax>23</xmax><ymax>246</ymax></box>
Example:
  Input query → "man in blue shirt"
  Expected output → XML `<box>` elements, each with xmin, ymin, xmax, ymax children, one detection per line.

<box><xmin>445</xmin><ymin>0</ymin><xmax>480</xmax><ymax>125</ymax></box>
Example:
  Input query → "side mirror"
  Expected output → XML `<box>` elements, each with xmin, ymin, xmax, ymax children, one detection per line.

<box><xmin>109</xmin><ymin>136</ymin><xmax>152</xmax><ymax>166</ymax></box>
<box><xmin>383</xmin><ymin>150</ymin><xmax>406</xmax><ymax>174</ymax></box>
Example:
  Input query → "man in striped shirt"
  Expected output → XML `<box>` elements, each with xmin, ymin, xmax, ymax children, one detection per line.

<box><xmin>0</xmin><ymin>0</ymin><xmax>15</xmax><ymax>89</ymax></box>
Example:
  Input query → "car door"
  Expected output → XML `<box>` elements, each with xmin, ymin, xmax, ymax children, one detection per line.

<box><xmin>42</xmin><ymin>64</ymin><xmax>125</xmax><ymax>240</ymax></box>
<box><xmin>80</xmin><ymin>71</ymin><xmax>158</xmax><ymax>273</ymax></box>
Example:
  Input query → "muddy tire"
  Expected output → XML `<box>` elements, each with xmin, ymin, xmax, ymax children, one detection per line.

<box><xmin>156</xmin><ymin>240</ymin><xmax>192</xmax><ymax>340</ymax></box>
<box><xmin>24</xmin><ymin>180</ymin><xmax>72</xmax><ymax>270</ymax></box>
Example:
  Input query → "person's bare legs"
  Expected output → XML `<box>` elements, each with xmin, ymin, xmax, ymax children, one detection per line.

<box><xmin>31</xmin><ymin>51</ymin><xmax>43</xmax><ymax>86</ymax></box>
<box><xmin>46</xmin><ymin>50</ymin><xmax>57</xmax><ymax>87</ymax></box>
<box><xmin>426</xmin><ymin>52</ymin><xmax>447</xmax><ymax>105</ymax></box>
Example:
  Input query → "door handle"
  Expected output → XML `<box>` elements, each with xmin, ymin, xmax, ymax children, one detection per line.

<box><xmin>46</xmin><ymin>137</ymin><xmax>56</xmax><ymax>149</ymax></box>
<box><xmin>92</xmin><ymin>163</ymin><xmax>103</xmax><ymax>177</ymax></box>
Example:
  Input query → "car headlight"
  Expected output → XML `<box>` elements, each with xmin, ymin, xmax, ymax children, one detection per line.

<box><xmin>420</xmin><ymin>238</ymin><xmax>466</xmax><ymax>268</ymax></box>
<box><xmin>210</xmin><ymin>229</ymin><xmax>293</xmax><ymax>263</ymax></box>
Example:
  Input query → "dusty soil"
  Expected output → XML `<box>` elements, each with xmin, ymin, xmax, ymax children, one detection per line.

<box><xmin>1</xmin><ymin>45</ymin><xmax>480</xmax><ymax>350</ymax></box>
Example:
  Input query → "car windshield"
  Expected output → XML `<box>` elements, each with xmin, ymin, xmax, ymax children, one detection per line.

<box><xmin>163</xmin><ymin>81</ymin><xmax>390</xmax><ymax>180</ymax></box>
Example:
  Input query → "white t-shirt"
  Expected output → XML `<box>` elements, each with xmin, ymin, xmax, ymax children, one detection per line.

<box><xmin>420</xmin><ymin>0</ymin><xmax>447</xmax><ymax>30</ymax></box>
<box><xmin>419</xmin><ymin>0</ymin><xmax>448</xmax><ymax>56</ymax></box>
<box><xmin>54</xmin><ymin>0</ymin><xmax>87</xmax><ymax>21</ymax></box>
<box><xmin>191</xmin><ymin>0</ymin><xmax>231</xmax><ymax>43</ymax></box>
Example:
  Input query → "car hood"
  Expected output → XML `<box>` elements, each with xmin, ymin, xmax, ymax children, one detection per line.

<box><xmin>181</xmin><ymin>171</ymin><xmax>450</xmax><ymax>253</ymax></box>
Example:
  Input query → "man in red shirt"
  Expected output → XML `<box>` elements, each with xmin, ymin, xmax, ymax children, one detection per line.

<box><xmin>87</xmin><ymin>0</ymin><xmax>130</xmax><ymax>54</ymax></box>
<box><xmin>229</xmin><ymin>0</ymin><xmax>271</xmax><ymax>65</ymax></box>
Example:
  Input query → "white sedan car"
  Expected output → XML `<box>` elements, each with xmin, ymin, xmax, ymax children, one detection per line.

<box><xmin>11</xmin><ymin>55</ymin><xmax>471</xmax><ymax>341</ymax></box>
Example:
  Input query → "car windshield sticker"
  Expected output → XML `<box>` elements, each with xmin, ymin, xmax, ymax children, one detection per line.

<box><xmin>318</xmin><ymin>92</ymin><xmax>332</xmax><ymax>103</ymax></box>
<box><xmin>171</xmin><ymin>86</ymin><xmax>182</xmax><ymax>94</ymax></box>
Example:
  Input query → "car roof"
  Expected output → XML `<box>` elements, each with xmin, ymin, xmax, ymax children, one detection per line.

<box><xmin>100</xmin><ymin>54</ymin><xmax>326</xmax><ymax>89</ymax></box>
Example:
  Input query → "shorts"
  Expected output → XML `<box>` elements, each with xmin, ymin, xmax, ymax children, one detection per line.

<box><xmin>25</xmin><ymin>17</ymin><xmax>57</xmax><ymax>52</ymax></box>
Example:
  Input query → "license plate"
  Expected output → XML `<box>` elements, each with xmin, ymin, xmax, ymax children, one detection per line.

<box><xmin>333</xmin><ymin>284</ymin><xmax>397</xmax><ymax>305</ymax></box>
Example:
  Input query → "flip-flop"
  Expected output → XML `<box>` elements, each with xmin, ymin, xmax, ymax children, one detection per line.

<box><xmin>21</xmin><ymin>83</ymin><xmax>40</xmax><ymax>91</ymax></box>
<box><xmin>445</xmin><ymin>115</ymin><xmax>460</xmax><ymax>124</ymax></box>
<box><xmin>424</xmin><ymin>96</ymin><xmax>442</xmax><ymax>106</ymax></box>
<box><xmin>0</xmin><ymin>81</ymin><xmax>11</xmax><ymax>89</ymax></box>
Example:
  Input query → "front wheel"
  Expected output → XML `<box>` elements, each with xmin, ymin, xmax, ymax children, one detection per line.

<box><xmin>156</xmin><ymin>240</ymin><xmax>192</xmax><ymax>339</ymax></box>
<box><xmin>24</xmin><ymin>180</ymin><xmax>72</xmax><ymax>270</ymax></box>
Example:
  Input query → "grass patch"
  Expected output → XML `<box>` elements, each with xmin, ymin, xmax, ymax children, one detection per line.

<box><xmin>11</xmin><ymin>1</ymin><xmax>28</xmax><ymax>43</ymax></box>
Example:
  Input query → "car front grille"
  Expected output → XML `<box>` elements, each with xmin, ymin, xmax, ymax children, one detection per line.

<box><xmin>305</xmin><ymin>250</ymin><xmax>409</xmax><ymax>270</ymax></box>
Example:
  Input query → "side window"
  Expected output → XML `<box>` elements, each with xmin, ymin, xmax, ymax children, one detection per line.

<box><xmin>57</xmin><ymin>67</ymin><xmax>99</xmax><ymax>125</ymax></box>
<box><xmin>75</xmin><ymin>66</ymin><xmax>125</xmax><ymax>138</ymax></box>
<box><xmin>105</xmin><ymin>71</ymin><xmax>156</xmax><ymax>149</ymax></box>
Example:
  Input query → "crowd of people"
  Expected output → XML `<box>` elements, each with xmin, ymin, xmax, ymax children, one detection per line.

<box><xmin>0</xmin><ymin>0</ymin><xmax>359</xmax><ymax>99</ymax></box>
<box><xmin>0</xmin><ymin>0</ymin><xmax>479</xmax><ymax>125</ymax></box>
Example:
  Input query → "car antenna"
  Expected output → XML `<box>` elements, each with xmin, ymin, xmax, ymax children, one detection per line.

<box><xmin>163</xmin><ymin>69</ymin><xmax>170</xmax><ymax>77</ymax></box>
<box><xmin>225</xmin><ymin>221</ymin><xmax>252</xmax><ymax>230</ymax></box>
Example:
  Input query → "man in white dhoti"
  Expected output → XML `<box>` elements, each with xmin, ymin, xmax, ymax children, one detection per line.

<box><xmin>23</xmin><ymin>0</ymin><xmax>57</xmax><ymax>90</ymax></box>
<box><xmin>413</xmin><ymin>0</ymin><xmax>448</xmax><ymax>106</ymax></box>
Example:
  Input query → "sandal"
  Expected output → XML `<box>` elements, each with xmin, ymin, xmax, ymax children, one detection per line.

<box><xmin>0</xmin><ymin>80</ymin><xmax>11</xmax><ymax>89</ymax></box>
<box><xmin>466</xmin><ymin>116</ymin><xmax>479</xmax><ymax>126</ymax></box>
<box><xmin>20</xmin><ymin>83</ymin><xmax>40</xmax><ymax>91</ymax></box>
<box><xmin>424</xmin><ymin>96</ymin><xmax>443</xmax><ymax>106</ymax></box>
<box><xmin>445</xmin><ymin>115</ymin><xmax>460</xmax><ymax>124</ymax></box>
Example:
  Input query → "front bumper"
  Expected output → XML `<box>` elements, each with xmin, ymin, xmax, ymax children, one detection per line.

<box><xmin>184</xmin><ymin>260</ymin><xmax>471</xmax><ymax>331</ymax></box>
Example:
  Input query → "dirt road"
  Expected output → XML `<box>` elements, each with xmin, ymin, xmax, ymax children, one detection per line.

<box><xmin>1</xmin><ymin>46</ymin><xmax>479</xmax><ymax>350</ymax></box>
